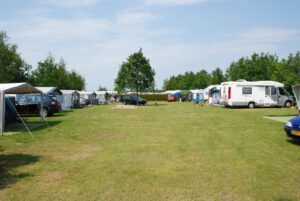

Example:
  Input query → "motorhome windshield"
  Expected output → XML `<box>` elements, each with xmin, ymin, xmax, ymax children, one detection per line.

<box><xmin>278</xmin><ymin>88</ymin><xmax>290</xmax><ymax>96</ymax></box>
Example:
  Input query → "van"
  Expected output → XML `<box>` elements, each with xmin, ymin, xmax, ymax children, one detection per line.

<box><xmin>220</xmin><ymin>80</ymin><xmax>293</xmax><ymax>108</ymax></box>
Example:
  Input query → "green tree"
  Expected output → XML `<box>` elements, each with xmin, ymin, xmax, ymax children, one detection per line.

<box><xmin>115</xmin><ymin>49</ymin><xmax>155</xmax><ymax>95</ymax></box>
<box><xmin>194</xmin><ymin>70</ymin><xmax>211</xmax><ymax>89</ymax></box>
<box><xmin>226</xmin><ymin>53</ymin><xmax>277</xmax><ymax>81</ymax></box>
<box><xmin>66</xmin><ymin>70</ymin><xmax>85</xmax><ymax>90</ymax></box>
<box><xmin>0</xmin><ymin>31</ymin><xmax>31</xmax><ymax>82</ymax></box>
<box><xmin>98</xmin><ymin>86</ymin><xmax>107</xmax><ymax>91</ymax></box>
<box><xmin>210</xmin><ymin>67</ymin><xmax>226</xmax><ymax>84</ymax></box>
<box><xmin>31</xmin><ymin>54</ymin><xmax>85</xmax><ymax>90</ymax></box>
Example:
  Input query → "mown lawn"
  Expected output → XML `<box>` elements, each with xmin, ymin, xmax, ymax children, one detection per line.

<box><xmin>0</xmin><ymin>102</ymin><xmax>300</xmax><ymax>201</ymax></box>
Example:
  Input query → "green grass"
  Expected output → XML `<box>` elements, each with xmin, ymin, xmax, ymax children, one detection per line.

<box><xmin>1</xmin><ymin>102</ymin><xmax>300</xmax><ymax>201</ymax></box>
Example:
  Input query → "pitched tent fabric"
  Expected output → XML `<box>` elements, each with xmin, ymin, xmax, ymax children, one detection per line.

<box><xmin>292</xmin><ymin>85</ymin><xmax>300</xmax><ymax>111</ymax></box>
<box><xmin>36</xmin><ymin>87</ymin><xmax>63</xmax><ymax>105</ymax></box>
<box><xmin>95</xmin><ymin>91</ymin><xmax>108</xmax><ymax>104</ymax></box>
<box><xmin>60</xmin><ymin>90</ymin><xmax>80</xmax><ymax>110</ymax></box>
<box><xmin>180</xmin><ymin>90</ymin><xmax>192</xmax><ymax>95</ymax></box>
<box><xmin>0</xmin><ymin>83</ymin><xmax>42</xmax><ymax>134</ymax></box>
<box><xmin>78</xmin><ymin>91</ymin><xmax>97</xmax><ymax>105</ymax></box>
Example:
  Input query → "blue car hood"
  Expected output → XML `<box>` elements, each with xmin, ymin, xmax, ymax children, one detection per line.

<box><xmin>289</xmin><ymin>116</ymin><xmax>300</xmax><ymax>126</ymax></box>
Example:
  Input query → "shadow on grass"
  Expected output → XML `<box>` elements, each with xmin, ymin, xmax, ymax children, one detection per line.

<box><xmin>4</xmin><ymin>120</ymin><xmax>62</xmax><ymax>134</ymax></box>
<box><xmin>286</xmin><ymin>139</ymin><xmax>300</xmax><ymax>146</ymax></box>
<box><xmin>266</xmin><ymin>115</ymin><xmax>297</xmax><ymax>117</ymax></box>
<box><xmin>0</xmin><ymin>153</ymin><xmax>40</xmax><ymax>189</ymax></box>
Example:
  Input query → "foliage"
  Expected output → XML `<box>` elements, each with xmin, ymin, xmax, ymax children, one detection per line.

<box><xmin>125</xmin><ymin>93</ymin><xmax>168</xmax><ymax>101</ymax></box>
<box><xmin>163</xmin><ymin>52</ymin><xmax>300</xmax><ymax>95</ymax></box>
<box><xmin>0</xmin><ymin>31</ymin><xmax>31</xmax><ymax>82</ymax></box>
<box><xmin>115</xmin><ymin>49</ymin><xmax>155</xmax><ymax>94</ymax></box>
<box><xmin>163</xmin><ymin>70</ymin><xmax>212</xmax><ymax>90</ymax></box>
<box><xmin>226</xmin><ymin>53</ymin><xmax>278</xmax><ymax>81</ymax></box>
<box><xmin>30</xmin><ymin>55</ymin><xmax>85</xmax><ymax>90</ymax></box>
<box><xmin>98</xmin><ymin>86</ymin><xmax>107</xmax><ymax>91</ymax></box>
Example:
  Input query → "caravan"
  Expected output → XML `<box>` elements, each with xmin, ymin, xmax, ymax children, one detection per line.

<box><xmin>220</xmin><ymin>80</ymin><xmax>293</xmax><ymax>108</ymax></box>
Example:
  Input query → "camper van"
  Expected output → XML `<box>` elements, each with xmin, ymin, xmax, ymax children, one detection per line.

<box><xmin>220</xmin><ymin>80</ymin><xmax>293</xmax><ymax>108</ymax></box>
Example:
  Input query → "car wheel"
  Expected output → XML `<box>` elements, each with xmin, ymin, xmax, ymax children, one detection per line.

<box><xmin>248</xmin><ymin>102</ymin><xmax>255</xmax><ymax>109</ymax></box>
<box><xmin>40</xmin><ymin>108</ymin><xmax>48</xmax><ymax>117</ymax></box>
<box><xmin>285</xmin><ymin>101</ymin><xmax>292</xmax><ymax>108</ymax></box>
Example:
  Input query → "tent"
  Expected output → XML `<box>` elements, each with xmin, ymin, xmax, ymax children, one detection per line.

<box><xmin>35</xmin><ymin>87</ymin><xmax>63</xmax><ymax>103</ymax></box>
<box><xmin>293</xmin><ymin>85</ymin><xmax>300</xmax><ymax>112</ymax></box>
<box><xmin>78</xmin><ymin>91</ymin><xmax>97</xmax><ymax>105</ymax></box>
<box><xmin>95</xmin><ymin>91</ymin><xmax>108</xmax><ymax>104</ymax></box>
<box><xmin>0</xmin><ymin>83</ymin><xmax>42</xmax><ymax>134</ymax></box>
<box><xmin>60</xmin><ymin>90</ymin><xmax>80</xmax><ymax>110</ymax></box>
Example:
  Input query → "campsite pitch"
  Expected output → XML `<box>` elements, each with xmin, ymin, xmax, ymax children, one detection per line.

<box><xmin>0</xmin><ymin>103</ymin><xmax>300</xmax><ymax>201</ymax></box>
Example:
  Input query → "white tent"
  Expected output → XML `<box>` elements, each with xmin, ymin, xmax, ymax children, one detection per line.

<box><xmin>78</xmin><ymin>91</ymin><xmax>97</xmax><ymax>105</ymax></box>
<box><xmin>60</xmin><ymin>90</ymin><xmax>80</xmax><ymax>110</ymax></box>
<box><xmin>95</xmin><ymin>91</ymin><xmax>108</xmax><ymax>104</ymax></box>
<box><xmin>0</xmin><ymin>83</ymin><xmax>42</xmax><ymax>134</ymax></box>
<box><xmin>35</xmin><ymin>87</ymin><xmax>63</xmax><ymax>103</ymax></box>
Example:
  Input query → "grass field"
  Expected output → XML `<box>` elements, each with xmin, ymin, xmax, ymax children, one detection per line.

<box><xmin>0</xmin><ymin>102</ymin><xmax>300</xmax><ymax>201</ymax></box>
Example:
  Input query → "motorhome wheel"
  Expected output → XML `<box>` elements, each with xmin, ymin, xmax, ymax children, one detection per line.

<box><xmin>248</xmin><ymin>102</ymin><xmax>255</xmax><ymax>109</ymax></box>
<box><xmin>285</xmin><ymin>101</ymin><xmax>292</xmax><ymax>108</ymax></box>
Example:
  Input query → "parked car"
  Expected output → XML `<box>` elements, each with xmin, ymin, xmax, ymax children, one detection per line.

<box><xmin>123</xmin><ymin>96</ymin><xmax>147</xmax><ymax>105</ymax></box>
<box><xmin>15</xmin><ymin>94</ymin><xmax>61</xmax><ymax>117</ymax></box>
<box><xmin>167</xmin><ymin>95</ymin><xmax>176</xmax><ymax>102</ymax></box>
<box><xmin>284</xmin><ymin>117</ymin><xmax>300</xmax><ymax>139</ymax></box>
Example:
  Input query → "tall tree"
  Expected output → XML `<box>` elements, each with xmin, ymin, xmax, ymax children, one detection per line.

<box><xmin>0</xmin><ymin>31</ymin><xmax>31</xmax><ymax>82</ymax></box>
<box><xmin>31</xmin><ymin>54</ymin><xmax>85</xmax><ymax>90</ymax></box>
<box><xmin>226</xmin><ymin>53</ymin><xmax>277</xmax><ymax>81</ymax></box>
<box><xmin>115</xmin><ymin>49</ymin><xmax>155</xmax><ymax>94</ymax></box>
<box><xmin>210</xmin><ymin>67</ymin><xmax>226</xmax><ymax>84</ymax></box>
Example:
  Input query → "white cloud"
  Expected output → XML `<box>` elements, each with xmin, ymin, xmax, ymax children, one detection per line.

<box><xmin>239</xmin><ymin>27</ymin><xmax>300</xmax><ymax>43</ymax></box>
<box><xmin>1</xmin><ymin>6</ymin><xmax>299</xmax><ymax>90</ymax></box>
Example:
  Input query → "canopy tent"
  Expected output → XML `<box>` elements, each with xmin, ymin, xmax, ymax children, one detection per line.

<box><xmin>78</xmin><ymin>91</ymin><xmax>97</xmax><ymax>105</ymax></box>
<box><xmin>180</xmin><ymin>90</ymin><xmax>192</xmax><ymax>95</ymax></box>
<box><xmin>60</xmin><ymin>90</ymin><xmax>80</xmax><ymax>110</ymax></box>
<box><xmin>95</xmin><ymin>91</ymin><xmax>109</xmax><ymax>104</ymax></box>
<box><xmin>36</xmin><ymin>87</ymin><xmax>63</xmax><ymax>104</ymax></box>
<box><xmin>0</xmin><ymin>83</ymin><xmax>42</xmax><ymax>134</ymax></box>
<box><xmin>169</xmin><ymin>90</ymin><xmax>181</xmax><ymax>97</ymax></box>
<box><xmin>293</xmin><ymin>85</ymin><xmax>300</xmax><ymax>112</ymax></box>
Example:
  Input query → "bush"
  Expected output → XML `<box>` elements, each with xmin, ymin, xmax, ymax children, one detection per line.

<box><xmin>121</xmin><ymin>94</ymin><xmax>168</xmax><ymax>101</ymax></box>
<box><xmin>139</xmin><ymin>94</ymin><xmax>168</xmax><ymax>101</ymax></box>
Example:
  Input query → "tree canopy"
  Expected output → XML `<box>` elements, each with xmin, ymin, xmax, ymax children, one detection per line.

<box><xmin>115</xmin><ymin>49</ymin><xmax>155</xmax><ymax>93</ymax></box>
<box><xmin>30</xmin><ymin>55</ymin><xmax>85</xmax><ymax>90</ymax></box>
<box><xmin>163</xmin><ymin>51</ymin><xmax>300</xmax><ymax>94</ymax></box>
<box><xmin>0</xmin><ymin>31</ymin><xmax>31</xmax><ymax>82</ymax></box>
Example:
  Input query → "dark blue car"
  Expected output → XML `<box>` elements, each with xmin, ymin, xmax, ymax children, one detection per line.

<box><xmin>284</xmin><ymin>116</ymin><xmax>300</xmax><ymax>139</ymax></box>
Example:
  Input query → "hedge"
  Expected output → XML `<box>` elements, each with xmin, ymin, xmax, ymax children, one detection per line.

<box><xmin>139</xmin><ymin>94</ymin><xmax>168</xmax><ymax>101</ymax></box>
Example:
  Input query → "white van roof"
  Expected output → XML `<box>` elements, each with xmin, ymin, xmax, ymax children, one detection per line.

<box><xmin>221</xmin><ymin>80</ymin><xmax>284</xmax><ymax>87</ymax></box>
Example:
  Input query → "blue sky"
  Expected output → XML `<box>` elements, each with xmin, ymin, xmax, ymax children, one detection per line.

<box><xmin>1</xmin><ymin>0</ymin><xmax>300</xmax><ymax>90</ymax></box>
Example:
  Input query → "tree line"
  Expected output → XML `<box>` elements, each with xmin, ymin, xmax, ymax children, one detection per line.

<box><xmin>0</xmin><ymin>31</ymin><xmax>85</xmax><ymax>90</ymax></box>
<box><xmin>163</xmin><ymin>52</ymin><xmax>300</xmax><ymax>94</ymax></box>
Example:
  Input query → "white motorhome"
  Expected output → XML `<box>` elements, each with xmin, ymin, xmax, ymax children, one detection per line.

<box><xmin>220</xmin><ymin>80</ymin><xmax>293</xmax><ymax>108</ymax></box>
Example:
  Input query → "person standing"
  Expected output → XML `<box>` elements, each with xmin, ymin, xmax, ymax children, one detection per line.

<box><xmin>195</xmin><ymin>93</ymin><xmax>200</xmax><ymax>108</ymax></box>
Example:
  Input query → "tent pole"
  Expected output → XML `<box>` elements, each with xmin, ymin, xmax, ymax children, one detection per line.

<box><xmin>0</xmin><ymin>92</ymin><xmax>4</xmax><ymax>135</ymax></box>
<box><xmin>40</xmin><ymin>93</ymin><xmax>44</xmax><ymax>122</ymax></box>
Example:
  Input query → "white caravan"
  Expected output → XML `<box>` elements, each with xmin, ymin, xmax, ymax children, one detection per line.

<box><xmin>220</xmin><ymin>80</ymin><xmax>293</xmax><ymax>108</ymax></box>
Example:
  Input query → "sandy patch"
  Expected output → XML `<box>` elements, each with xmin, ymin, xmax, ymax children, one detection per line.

<box><xmin>41</xmin><ymin>171</ymin><xmax>71</xmax><ymax>182</ymax></box>
<box><xmin>113</xmin><ymin>105</ymin><xmax>137</xmax><ymax>109</ymax></box>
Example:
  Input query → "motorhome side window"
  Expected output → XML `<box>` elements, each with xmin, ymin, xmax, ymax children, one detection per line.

<box><xmin>271</xmin><ymin>87</ymin><xmax>277</xmax><ymax>95</ymax></box>
<box><xmin>242</xmin><ymin>87</ymin><xmax>252</xmax><ymax>95</ymax></box>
